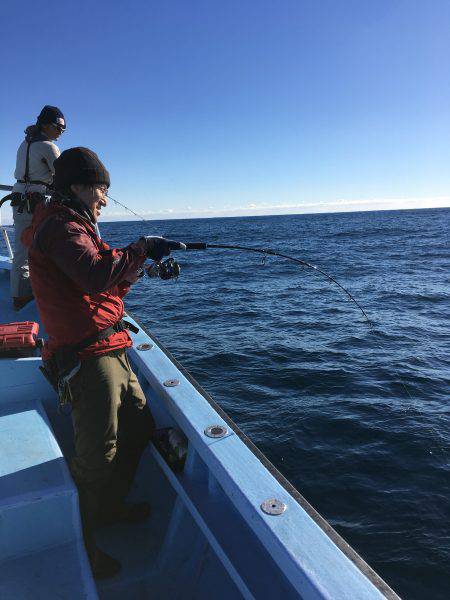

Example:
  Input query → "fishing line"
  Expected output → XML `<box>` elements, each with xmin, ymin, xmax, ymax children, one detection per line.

<box><xmin>107</xmin><ymin>193</ymin><xmax>151</xmax><ymax>224</ymax></box>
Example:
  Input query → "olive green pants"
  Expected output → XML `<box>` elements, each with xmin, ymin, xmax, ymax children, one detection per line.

<box><xmin>69</xmin><ymin>349</ymin><xmax>154</xmax><ymax>531</ymax></box>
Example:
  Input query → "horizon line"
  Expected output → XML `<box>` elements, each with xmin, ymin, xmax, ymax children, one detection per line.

<box><xmin>100</xmin><ymin>203</ymin><xmax>450</xmax><ymax>224</ymax></box>
<box><xmin>0</xmin><ymin>201</ymin><xmax>448</xmax><ymax>226</ymax></box>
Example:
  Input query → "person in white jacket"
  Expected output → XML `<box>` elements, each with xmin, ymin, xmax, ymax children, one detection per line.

<box><xmin>10</xmin><ymin>105</ymin><xmax>66</xmax><ymax>310</ymax></box>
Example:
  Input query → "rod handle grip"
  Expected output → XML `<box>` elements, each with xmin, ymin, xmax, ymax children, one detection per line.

<box><xmin>185</xmin><ymin>242</ymin><xmax>207</xmax><ymax>250</ymax></box>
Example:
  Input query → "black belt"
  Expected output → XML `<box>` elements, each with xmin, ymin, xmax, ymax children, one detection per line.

<box><xmin>17</xmin><ymin>179</ymin><xmax>49</xmax><ymax>186</ymax></box>
<box><xmin>71</xmin><ymin>319</ymin><xmax>140</xmax><ymax>353</ymax></box>
<box><xmin>39</xmin><ymin>320</ymin><xmax>140</xmax><ymax>402</ymax></box>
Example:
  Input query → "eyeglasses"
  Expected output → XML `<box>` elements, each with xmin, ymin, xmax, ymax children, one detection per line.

<box><xmin>53</xmin><ymin>123</ymin><xmax>66</xmax><ymax>132</ymax></box>
<box><xmin>95</xmin><ymin>185</ymin><xmax>109</xmax><ymax>195</ymax></box>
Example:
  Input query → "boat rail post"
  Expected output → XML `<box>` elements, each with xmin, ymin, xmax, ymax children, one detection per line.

<box><xmin>0</xmin><ymin>184</ymin><xmax>14</xmax><ymax>261</ymax></box>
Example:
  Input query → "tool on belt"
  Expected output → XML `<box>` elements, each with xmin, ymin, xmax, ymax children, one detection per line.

<box><xmin>9</xmin><ymin>191</ymin><xmax>46</xmax><ymax>214</ymax></box>
<box><xmin>39</xmin><ymin>319</ymin><xmax>139</xmax><ymax>412</ymax></box>
<box><xmin>0</xmin><ymin>190</ymin><xmax>46</xmax><ymax>214</ymax></box>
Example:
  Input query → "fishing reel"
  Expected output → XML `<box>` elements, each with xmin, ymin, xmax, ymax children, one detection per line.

<box><xmin>146</xmin><ymin>257</ymin><xmax>181</xmax><ymax>281</ymax></box>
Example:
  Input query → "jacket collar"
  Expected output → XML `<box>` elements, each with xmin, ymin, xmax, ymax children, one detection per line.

<box><xmin>61</xmin><ymin>195</ymin><xmax>96</xmax><ymax>225</ymax></box>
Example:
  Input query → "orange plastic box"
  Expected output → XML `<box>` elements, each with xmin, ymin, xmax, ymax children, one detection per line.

<box><xmin>0</xmin><ymin>322</ymin><xmax>40</xmax><ymax>355</ymax></box>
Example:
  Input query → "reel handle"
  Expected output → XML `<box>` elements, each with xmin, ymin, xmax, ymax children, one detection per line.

<box><xmin>184</xmin><ymin>242</ymin><xmax>207</xmax><ymax>250</ymax></box>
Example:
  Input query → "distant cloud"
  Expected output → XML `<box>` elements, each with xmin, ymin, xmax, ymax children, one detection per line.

<box><xmin>99</xmin><ymin>195</ymin><xmax>449</xmax><ymax>220</ymax></box>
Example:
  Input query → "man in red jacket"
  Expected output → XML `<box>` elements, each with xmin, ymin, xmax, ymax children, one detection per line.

<box><xmin>23</xmin><ymin>147</ymin><xmax>185</xmax><ymax>579</ymax></box>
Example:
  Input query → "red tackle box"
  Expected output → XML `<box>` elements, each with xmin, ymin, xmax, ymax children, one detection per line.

<box><xmin>0</xmin><ymin>321</ymin><xmax>40</xmax><ymax>357</ymax></box>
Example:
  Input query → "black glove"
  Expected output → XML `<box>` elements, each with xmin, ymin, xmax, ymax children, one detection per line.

<box><xmin>140</xmin><ymin>236</ymin><xmax>186</xmax><ymax>261</ymax></box>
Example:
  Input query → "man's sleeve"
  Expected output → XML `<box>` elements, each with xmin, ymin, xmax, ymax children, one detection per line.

<box><xmin>38</xmin><ymin>218</ymin><xmax>147</xmax><ymax>293</ymax></box>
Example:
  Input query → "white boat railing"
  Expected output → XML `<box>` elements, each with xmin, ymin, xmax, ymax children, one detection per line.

<box><xmin>0</xmin><ymin>184</ymin><xmax>14</xmax><ymax>260</ymax></box>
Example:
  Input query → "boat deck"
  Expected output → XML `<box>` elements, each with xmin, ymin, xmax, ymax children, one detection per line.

<box><xmin>0</xmin><ymin>397</ymin><xmax>96</xmax><ymax>599</ymax></box>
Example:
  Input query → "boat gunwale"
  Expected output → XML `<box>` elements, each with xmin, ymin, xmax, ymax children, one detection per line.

<box><xmin>128</xmin><ymin>310</ymin><xmax>400</xmax><ymax>600</ymax></box>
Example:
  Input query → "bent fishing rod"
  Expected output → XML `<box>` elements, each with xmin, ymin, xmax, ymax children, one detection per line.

<box><xmin>105</xmin><ymin>193</ymin><xmax>373</xmax><ymax>327</ymax></box>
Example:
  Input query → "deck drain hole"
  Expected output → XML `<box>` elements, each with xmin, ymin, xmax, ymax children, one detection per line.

<box><xmin>164</xmin><ymin>379</ymin><xmax>180</xmax><ymax>387</ymax></box>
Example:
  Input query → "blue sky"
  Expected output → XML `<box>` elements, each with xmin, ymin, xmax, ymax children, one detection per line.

<box><xmin>1</xmin><ymin>0</ymin><xmax>449</xmax><ymax>222</ymax></box>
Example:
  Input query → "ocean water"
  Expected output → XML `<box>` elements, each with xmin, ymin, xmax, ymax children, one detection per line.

<box><xmin>101</xmin><ymin>209</ymin><xmax>450</xmax><ymax>599</ymax></box>
<box><xmin>106</xmin><ymin>208</ymin><xmax>449</xmax><ymax>599</ymax></box>
<box><xmin>4</xmin><ymin>208</ymin><xmax>449</xmax><ymax>597</ymax></box>
<box><xmin>93</xmin><ymin>207</ymin><xmax>449</xmax><ymax>598</ymax></box>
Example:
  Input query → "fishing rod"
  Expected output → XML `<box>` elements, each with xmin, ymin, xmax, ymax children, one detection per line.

<box><xmin>105</xmin><ymin>193</ymin><xmax>372</xmax><ymax>326</ymax></box>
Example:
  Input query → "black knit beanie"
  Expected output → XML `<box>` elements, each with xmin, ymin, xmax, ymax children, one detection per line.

<box><xmin>53</xmin><ymin>147</ymin><xmax>110</xmax><ymax>192</ymax></box>
<box><xmin>37</xmin><ymin>105</ymin><xmax>66</xmax><ymax>129</ymax></box>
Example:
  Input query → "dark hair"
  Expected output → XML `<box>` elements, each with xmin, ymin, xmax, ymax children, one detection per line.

<box><xmin>24</xmin><ymin>124</ymin><xmax>41</xmax><ymax>141</ymax></box>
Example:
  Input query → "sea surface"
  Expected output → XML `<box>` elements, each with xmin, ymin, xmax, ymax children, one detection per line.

<box><xmin>6</xmin><ymin>208</ymin><xmax>450</xmax><ymax>598</ymax></box>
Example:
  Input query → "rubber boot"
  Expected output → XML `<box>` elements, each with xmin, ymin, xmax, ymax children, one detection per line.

<box><xmin>84</xmin><ymin>528</ymin><xmax>121</xmax><ymax>580</ymax></box>
<box><xmin>77</xmin><ymin>486</ymin><xmax>122</xmax><ymax>579</ymax></box>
